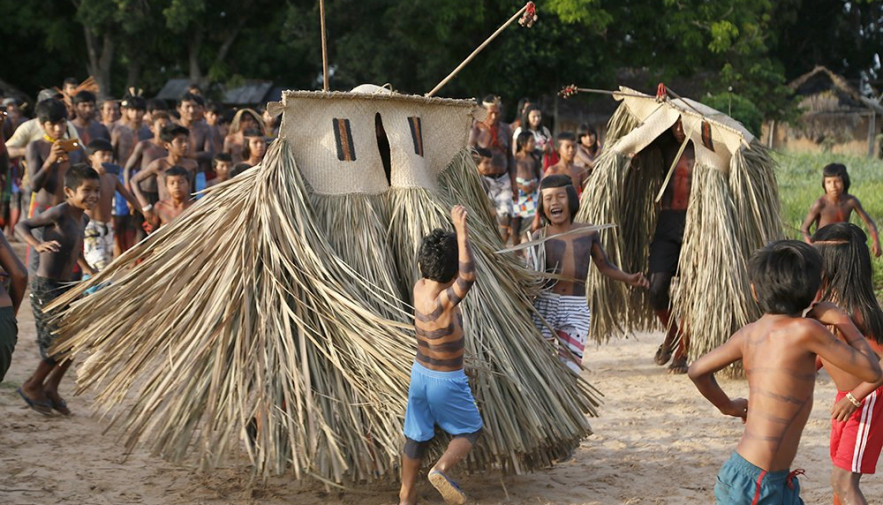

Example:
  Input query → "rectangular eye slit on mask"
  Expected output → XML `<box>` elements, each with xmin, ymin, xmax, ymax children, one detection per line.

<box><xmin>333</xmin><ymin>118</ymin><xmax>356</xmax><ymax>161</ymax></box>
<box><xmin>408</xmin><ymin>116</ymin><xmax>424</xmax><ymax>157</ymax></box>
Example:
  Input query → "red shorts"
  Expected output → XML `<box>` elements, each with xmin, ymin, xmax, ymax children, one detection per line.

<box><xmin>830</xmin><ymin>387</ymin><xmax>883</xmax><ymax>474</ymax></box>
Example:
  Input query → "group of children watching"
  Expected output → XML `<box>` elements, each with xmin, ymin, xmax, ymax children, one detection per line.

<box><xmin>0</xmin><ymin>80</ymin><xmax>277</xmax><ymax>421</ymax></box>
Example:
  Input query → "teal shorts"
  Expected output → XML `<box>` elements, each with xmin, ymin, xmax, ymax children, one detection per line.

<box><xmin>714</xmin><ymin>452</ymin><xmax>804</xmax><ymax>505</ymax></box>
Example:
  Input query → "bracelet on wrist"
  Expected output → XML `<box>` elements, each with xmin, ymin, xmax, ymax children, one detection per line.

<box><xmin>846</xmin><ymin>392</ymin><xmax>862</xmax><ymax>408</ymax></box>
<box><xmin>142</xmin><ymin>204</ymin><xmax>153</xmax><ymax>212</ymax></box>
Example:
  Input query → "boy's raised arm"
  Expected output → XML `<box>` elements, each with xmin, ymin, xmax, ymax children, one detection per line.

<box><xmin>807</xmin><ymin>302</ymin><xmax>883</xmax><ymax>383</ymax></box>
<box><xmin>688</xmin><ymin>334</ymin><xmax>748</xmax><ymax>421</ymax></box>
<box><xmin>440</xmin><ymin>205</ymin><xmax>475</xmax><ymax>309</ymax></box>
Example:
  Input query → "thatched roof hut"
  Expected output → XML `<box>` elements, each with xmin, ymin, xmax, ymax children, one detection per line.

<box><xmin>765</xmin><ymin>66</ymin><xmax>883</xmax><ymax>157</ymax></box>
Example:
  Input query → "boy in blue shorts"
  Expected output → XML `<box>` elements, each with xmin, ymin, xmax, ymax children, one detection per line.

<box><xmin>399</xmin><ymin>205</ymin><xmax>482</xmax><ymax>505</ymax></box>
<box><xmin>689</xmin><ymin>241</ymin><xmax>882</xmax><ymax>504</ymax></box>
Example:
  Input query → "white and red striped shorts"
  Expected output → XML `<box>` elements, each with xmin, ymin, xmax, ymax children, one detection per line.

<box><xmin>532</xmin><ymin>292</ymin><xmax>591</xmax><ymax>373</ymax></box>
<box><xmin>831</xmin><ymin>387</ymin><xmax>883</xmax><ymax>474</ymax></box>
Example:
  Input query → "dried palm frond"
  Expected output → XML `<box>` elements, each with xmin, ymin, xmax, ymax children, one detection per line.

<box><xmin>49</xmin><ymin>140</ymin><xmax>415</xmax><ymax>482</ymax></box>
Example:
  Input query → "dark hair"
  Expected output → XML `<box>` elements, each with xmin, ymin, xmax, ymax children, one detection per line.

<box><xmin>65</xmin><ymin>163</ymin><xmax>100</xmax><ymax>190</ymax></box>
<box><xmin>472</xmin><ymin>146</ymin><xmax>492</xmax><ymax>160</ymax></box>
<box><xmin>748</xmin><ymin>240</ymin><xmax>822</xmax><ymax>315</ymax></box>
<box><xmin>556</xmin><ymin>131</ymin><xmax>576</xmax><ymax>143</ymax></box>
<box><xmin>207</xmin><ymin>101</ymin><xmax>225</xmax><ymax>115</ymax></box>
<box><xmin>516</xmin><ymin>131</ymin><xmax>534</xmax><ymax>153</ymax></box>
<box><xmin>822</xmin><ymin>163</ymin><xmax>850</xmax><ymax>193</ymax></box>
<box><xmin>230</xmin><ymin>162</ymin><xmax>252</xmax><ymax>177</ymax></box>
<box><xmin>178</xmin><ymin>92</ymin><xmax>204</xmax><ymax>107</ymax></box>
<box><xmin>36</xmin><ymin>98</ymin><xmax>68</xmax><ymax>124</ymax></box>
<box><xmin>418</xmin><ymin>228</ymin><xmax>458</xmax><ymax>282</ymax></box>
<box><xmin>150</xmin><ymin>110</ymin><xmax>171</xmax><ymax>124</ymax></box>
<box><xmin>213</xmin><ymin>152</ymin><xmax>232</xmax><ymax>165</ymax></box>
<box><xmin>812</xmin><ymin>223</ymin><xmax>883</xmax><ymax>343</ymax></box>
<box><xmin>121</xmin><ymin>95</ymin><xmax>146</xmax><ymax>110</ymax></box>
<box><xmin>147</xmin><ymin>98</ymin><xmax>168</xmax><ymax>113</ymax></box>
<box><xmin>241</xmin><ymin>128</ymin><xmax>265</xmax><ymax>161</ymax></box>
<box><xmin>165</xmin><ymin>165</ymin><xmax>189</xmax><ymax>180</ymax></box>
<box><xmin>160</xmin><ymin>124</ymin><xmax>190</xmax><ymax>143</ymax></box>
<box><xmin>520</xmin><ymin>104</ymin><xmax>542</xmax><ymax>132</ymax></box>
<box><xmin>577</xmin><ymin>124</ymin><xmax>600</xmax><ymax>155</ymax></box>
<box><xmin>72</xmin><ymin>90</ymin><xmax>96</xmax><ymax>105</ymax></box>
<box><xmin>63</xmin><ymin>77</ymin><xmax>78</xmax><ymax>87</ymax></box>
<box><xmin>86</xmin><ymin>139</ymin><xmax>113</xmax><ymax>156</ymax></box>
<box><xmin>538</xmin><ymin>175</ymin><xmax>579</xmax><ymax>223</ymax></box>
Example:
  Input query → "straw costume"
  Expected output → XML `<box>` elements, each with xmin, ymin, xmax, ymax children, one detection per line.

<box><xmin>575</xmin><ymin>86</ymin><xmax>782</xmax><ymax>370</ymax></box>
<box><xmin>46</xmin><ymin>85</ymin><xmax>600</xmax><ymax>483</ymax></box>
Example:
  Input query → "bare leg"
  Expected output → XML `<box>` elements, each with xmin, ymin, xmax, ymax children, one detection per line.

<box><xmin>654</xmin><ymin>308</ymin><xmax>679</xmax><ymax>361</ymax></box>
<box><xmin>398</xmin><ymin>453</ymin><xmax>422</xmax><ymax>505</ymax></box>
<box><xmin>510</xmin><ymin>217</ymin><xmax>522</xmax><ymax>246</ymax></box>
<box><xmin>43</xmin><ymin>357</ymin><xmax>73</xmax><ymax>414</ymax></box>
<box><xmin>499</xmin><ymin>216</ymin><xmax>511</xmax><ymax>245</ymax></box>
<box><xmin>831</xmin><ymin>466</ymin><xmax>866</xmax><ymax>505</ymax></box>
<box><xmin>21</xmin><ymin>359</ymin><xmax>54</xmax><ymax>405</ymax></box>
<box><xmin>433</xmin><ymin>436</ymin><xmax>474</xmax><ymax>474</ymax></box>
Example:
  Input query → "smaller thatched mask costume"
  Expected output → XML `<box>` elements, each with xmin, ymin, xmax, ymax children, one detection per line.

<box><xmin>577</xmin><ymin>86</ymin><xmax>782</xmax><ymax>367</ymax></box>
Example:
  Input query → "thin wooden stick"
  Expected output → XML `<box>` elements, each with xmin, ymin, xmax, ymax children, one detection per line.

<box><xmin>320</xmin><ymin>0</ymin><xmax>329</xmax><ymax>91</ymax></box>
<box><xmin>426</xmin><ymin>3</ymin><xmax>530</xmax><ymax>97</ymax></box>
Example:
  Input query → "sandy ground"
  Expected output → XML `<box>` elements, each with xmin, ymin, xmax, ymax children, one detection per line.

<box><xmin>2</xmin><ymin>243</ymin><xmax>881</xmax><ymax>504</ymax></box>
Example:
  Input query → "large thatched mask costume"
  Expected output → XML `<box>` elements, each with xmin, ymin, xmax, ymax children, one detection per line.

<box><xmin>48</xmin><ymin>85</ymin><xmax>600</xmax><ymax>483</ymax></box>
<box><xmin>577</xmin><ymin>86</ymin><xmax>782</xmax><ymax>366</ymax></box>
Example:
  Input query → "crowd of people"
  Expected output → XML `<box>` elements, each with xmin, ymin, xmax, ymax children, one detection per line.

<box><xmin>0</xmin><ymin>82</ymin><xmax>882</xmax><ymax>505</ymax></box>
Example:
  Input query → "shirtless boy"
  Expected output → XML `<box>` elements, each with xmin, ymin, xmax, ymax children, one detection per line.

<box><xmin>112</xmin><ymin>95</ymin><xmax>150</xmax><ymax>166</ymax></box>
<box><xmin>176</xmin><ymin>92</ymin><xmax>213</xmax><ymax>173</ymax></box>
<box><xmin>130</xmin><ymin>124</ymin><xmax>197</xmax><ymax>212</ymax></box>
<box><xmin>399</xmin><ymin>205</ymin><xmax>482</xmax><ymax>505</ymax></box>
<box><xmin>689</xmin><ymin>240</ymin><xmax>882</xmax><ymax>504</ymax></box>
<box><xmin>15</xmin><ymin>164</ymin><xmax>99</xmax><ymax>415</ymax></box>
<box><xmin>84</xmin><ymin>139</ymin><xmax>143</xmax><ymax>270</ymax></box>
<box><xmin>544</xmin><ymin>132</ymin><xmax>586</xmax><ymax>191</ymax></box>
<box><xmin>468</xmin><ymin>95</ymin><xmax>514</xmax><ymax>242</ymax></box>
<box><xmin>146</xmin><ymin>166</ymin><xmax>193</xmax><ymax>230</ymax></box>
<box><xmin>71</xmin><ymin>91</ymin><xmax>110</xmax><ymax>145</ymax></box>
<box><xmin>801</xmin><ymin>163</ymin><xmax>881</xmax><ymax>257</ymax></box>
<box><xmin>528</xmin><ymin>175</ymin><xmax>648</xmax><ymax>372</ymax></box>
<box><xmin>26</xmin><ymin>98</ymin><xmax>85</xmax><ymax>272</ymax></box>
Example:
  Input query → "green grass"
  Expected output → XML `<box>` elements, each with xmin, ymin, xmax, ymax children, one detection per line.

<box><xmin>774</xmin><ymin>150</ymin><xmax>883</xmax><ymax>290</ymax></box>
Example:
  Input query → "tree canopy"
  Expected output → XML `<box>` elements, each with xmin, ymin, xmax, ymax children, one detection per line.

<box><xmin>0</xmin><ymin>0</ymin><xmax>880</xmax><ymax>125</ymax></box>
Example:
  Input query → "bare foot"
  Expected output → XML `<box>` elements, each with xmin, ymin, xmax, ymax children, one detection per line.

<box><xmin>44</xmin><ymin>390</ymin><xmax>71</xmax><ymax>415</ymax></box>
<box><xmin>654</xmin><ymin>344</ymin><xmax>673</xmax><ymax>366</ymax></box>
<box><xmin>667</xmin><ymin>357</ymin><xmax>688</xmax><ymax>375</ymax></box>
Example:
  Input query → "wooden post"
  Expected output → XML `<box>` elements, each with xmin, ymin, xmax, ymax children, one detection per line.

<box><xmin>320</xmin><ymin>0</ymin><xmax>329</xmax><ymax>91</ymax></box>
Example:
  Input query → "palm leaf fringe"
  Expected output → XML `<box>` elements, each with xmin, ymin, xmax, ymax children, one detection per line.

<box><xmin>49</xmin><ymin>140</ymin><xmax>415</xmax><ymax>482</ymax></box>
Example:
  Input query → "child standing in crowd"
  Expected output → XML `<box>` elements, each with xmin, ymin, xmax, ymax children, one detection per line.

<box><xmin>98</xmin><ymin>99</ymin><xmax>121</xmax><ymax>135</ymax></box>
<box><xmin>84</xmin><ymin>139</ymin><xmax>143</xmax><ymax>270</ymax></box>
<box><xmin>812</xmin><ymin>223</ymin><xmax>883</xmax><ymax>505</ymax></box>
<box><xmin>511</xmin><ymin>131</ymin><xmax>541</xmax><ymax>246</ymax></box>
<box><xmin>545</xmin><ymin>132</ymin><xmax>584</xmax><ymax>192</ymax></box>
<box><xmin>512</xmin><ymin>104</ymin><xmax>555</xmax><ymax>170</ymax></box>
<box><xmin>207</xmin><ymin>153</ymin><xmax>233</xmax><ymax>187</ymax></box>
<box><xmin>802</xmin><ymin>162</ymin><xmax>881</xmax><ymax>257</ymax></box>
<box><xmin>131</xmin><ymin>124</ymin><xmax>196</xmax><ymax>211</ymax></box>
<box><xmin>689</xmin><ymin>240</ymin><xmax>882</xmax><ymax>505</ymax></box>
<box><xmin>399</xmin><ymin>205</ymin><xmax>481</xmax><ymax>505</ymax></box>
<box><xmin>240</xmin><ymin>129</ymin><xmax>267</xmax><ymax>168</ymax></box>
<box><xmin>15</xmin><ymin>164</ymin><xmax>100</xmax><ymax>415</ymax></box>
<box><xmin>224</xmin><ymin>108</ymin><xmax>264</xmax><ymax>164</ymax></box>
<box><xmin>112</xmin><ymin>95</ymin><xmax>150</xmax><ymax>166</ymax></box>
<box><xmin>574</xmin><ymin>124</ymin><xmax>602</xmax><ymax>177</ymax></box>
<box><xmin>146</xmin><ymin>166</ymin><xmax>193</xmax><ymax>230</ymax></box>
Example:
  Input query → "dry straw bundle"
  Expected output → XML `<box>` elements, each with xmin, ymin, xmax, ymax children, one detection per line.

<box><xmin>47</xmin><ymin>89</ymin><xmax>599</xmax><ymax>482</ymax></box>
<box><xmin>576</xmin><ymin>87</ymin><xmax>782</xmax><ymax>372</ymax></box>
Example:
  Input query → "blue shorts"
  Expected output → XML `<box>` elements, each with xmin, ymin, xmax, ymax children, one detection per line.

<box><xmin>715</xmin><ymin>452</ymin><xmax>804</xmax><ymax>505</ymax></box>
<box><xmin>403</xmin><ymin>361</ymin><xmax>483</xmax><ymax>442</ymax></box>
